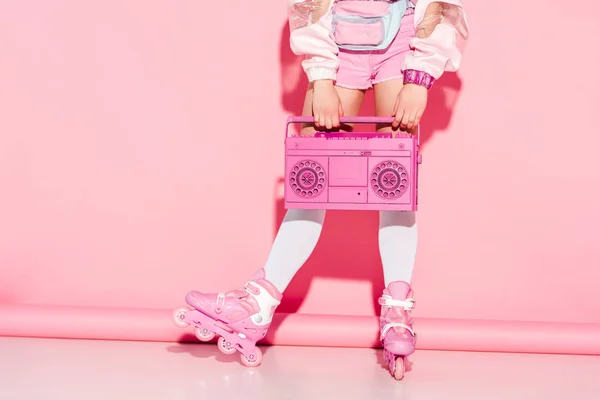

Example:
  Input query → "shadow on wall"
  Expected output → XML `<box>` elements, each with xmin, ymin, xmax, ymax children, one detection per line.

<box><xmin>274</xmin><ymin>22</ymin><xmax>463</xmax><ymax>315</ymax></box>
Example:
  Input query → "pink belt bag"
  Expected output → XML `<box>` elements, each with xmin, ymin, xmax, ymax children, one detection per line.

<box><xmin>332</xmin><ymin>0</ymin><xmax>410</xmax><ymax>51</ymax></box>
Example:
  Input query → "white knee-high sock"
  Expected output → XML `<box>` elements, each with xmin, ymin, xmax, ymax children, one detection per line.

<box><xmin>378</xmin><ymin>210</ymin><xmax>418</xmax><ymax>286</ymax></box>
<box><xmin>263</xmin><ymin>209</ymin><xmax>326</xmax><ymax>292</ymax></box>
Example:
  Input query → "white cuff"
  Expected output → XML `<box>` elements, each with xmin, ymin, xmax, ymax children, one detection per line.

<box><xmin>306</xmin><ymin>67</ymin><xmax>337</xmax><ymax>82</ymax></box>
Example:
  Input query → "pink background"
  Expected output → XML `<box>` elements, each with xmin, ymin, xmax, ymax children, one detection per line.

<box><xmin>1</xmin><ymin>0</ymin><xmax>599</xmax><ymax>345</ymax></box>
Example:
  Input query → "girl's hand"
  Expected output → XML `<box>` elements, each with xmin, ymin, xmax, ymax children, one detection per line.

<box><xmin>392</xmin><ymin>84</ymin><xmax>428</xmax><ymax>132</ymax></box>
<box><xmin>312</xmin><ymin>80</ymin><xmax>344</xmax><ymax>130</ymax></box>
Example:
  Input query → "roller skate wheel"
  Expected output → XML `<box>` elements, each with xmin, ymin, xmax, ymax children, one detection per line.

<box><xmin>240</xmin><ymin>347</ymin><xmax>263</xmax><ymax>367</ymax></box>
<box><xmin>217</xmin><ymin>336</ymin><xmax>236</xmax><ymax>355</ymax></box>
<box><xmin>194</xmin><ymin>326</ymin><xmax>215</xmax><ymax>342</ymax></box>
<box><xmin>393</xmin><ymin>357</ymin><xmax>405</xmax><ymax>381</ymax></box>
<box><xmin>172</xmin><ymin>307</ymin><xmax>190</xmax><ymax>328</ymax></box>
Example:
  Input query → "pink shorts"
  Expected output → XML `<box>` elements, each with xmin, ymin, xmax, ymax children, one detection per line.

<box><xmin>335</xmin><ymin>13</ymin><xmax>416</xmax><ymax>90</ymax></box>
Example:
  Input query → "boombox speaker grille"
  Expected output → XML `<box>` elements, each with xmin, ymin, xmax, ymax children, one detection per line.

<box><xmin>371</xmin><ymin>160</ymin><xmax>409</xmax><ymax>200</ymax></box>
<box><xmin>288</xmin><ymin>160</ymin><xmax>327</xmax><ymax>198</ymax></box>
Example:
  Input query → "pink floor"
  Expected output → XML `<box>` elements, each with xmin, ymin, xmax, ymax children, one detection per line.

<box><xmin>1</xmin><ymin>337</ymin><xmax>600</xmax><ymax>399</ymax></box>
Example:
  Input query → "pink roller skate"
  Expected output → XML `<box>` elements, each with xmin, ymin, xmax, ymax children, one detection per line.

<box><xmin>379</xmin><ymin>281</ymin><xmax>417</xmax><ymax>380</ymax></box>
<box><xmin>172</xmin><ymin>268</ymin><xmax>282</xmax><ymax>367</ymax></box>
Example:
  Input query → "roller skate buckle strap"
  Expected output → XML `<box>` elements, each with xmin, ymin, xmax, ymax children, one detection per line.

<box><xmin>244</xmin><ymin>281</ymin><xmax>260</xmax><ymax>295</ymax></box>
<box><xmin>380</xmin><ymin>323</ymin><xmax>415</xmax><ymax>339</ymax></box>
<box><xmin>215</xmin><ymin>293</ymin><xmax>226</xmax><ymax>314</ymax></box>
<box><xmin>378</xmin><ymin>295</ymin><xmax>415</xmax><ymax>311</ymax></box>
<box><xmin>381</xmin><ymin>322</ymin><xmax>417</xmax><ymax>340</ymax></box>
<box><xmin>244</xmin><ymin>281</ymin><xmax>281</xmax><ymax>326</ymax></box>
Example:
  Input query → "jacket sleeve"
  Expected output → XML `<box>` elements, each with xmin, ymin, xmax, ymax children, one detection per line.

<box><xmin>288</xmin><ymin>0</ymin><xmax>339</xmax><ymax>82</ymax></box>
<box><xmin>402</xmin><ymin>0</ymin><xmax>470</xmax><ymax>79</ymax></box>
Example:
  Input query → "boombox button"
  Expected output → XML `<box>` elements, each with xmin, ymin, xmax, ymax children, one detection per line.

<box><xmin>417</xmin><ymin>154</ymin><xmax>422</xmax><ymax>164</ymax></box>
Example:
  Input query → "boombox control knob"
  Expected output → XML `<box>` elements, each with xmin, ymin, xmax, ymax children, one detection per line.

<box><xmin>371</xmin><ymin>161</ymin><xmax>409</xmax><ymax>200</ymax></box>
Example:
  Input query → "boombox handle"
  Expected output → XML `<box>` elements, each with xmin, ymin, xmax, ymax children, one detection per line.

<box><xmin>285</xmin><ymin>116</ymin><xmax>420</xmax><ymax>145</ymax></box>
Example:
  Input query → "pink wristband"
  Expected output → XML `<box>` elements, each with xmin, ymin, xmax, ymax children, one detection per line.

<box><xmin>403</xmin><ymin>69</ymin><xmax>435</xmax><ymax>89</ymax></box>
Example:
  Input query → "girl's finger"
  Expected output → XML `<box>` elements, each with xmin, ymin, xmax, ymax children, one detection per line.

<box><xmin>325</xmin><ymin>114</ymin><xmax>333</xmax><ymax>130</ymax></box>
<box><xmin>400</xmin><ymin>109</ymin><xmax>412</xmax><ymax>130</ymax></box>
<box><xmin>336</xmin><ymin>103</ymin><xmax>343</xmax><ymax>128</ymax></box>
<box><xmin>393</xmin><ymin>108</ymin><xmax>405</xmax><ymax>129</ymax></box>
<box><xmin>332</xmin><ymin>111</ymin><xmax>340</xmax><ymax>129</ymax></box>
<box><xmin>414</xmin><ymin>109</ymin><xmax>424</xmax><ymax>128</ymax></box>
<box><xmin>406</xmin><ymin>109</ymin><xmax>419</xmax><ymax>131</ymax></box>
<box><xmin>391</xmin><ymin>96</ymin><xmax>401</xmax><ymax>129</ymax></box>
<box><xmin>313</xmin><ymin>114</ymin><xmax>320</xmax><ymax>129</ymax></box>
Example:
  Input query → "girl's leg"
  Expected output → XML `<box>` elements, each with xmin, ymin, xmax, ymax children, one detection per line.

<box><xmin>373</xmin><ymin>78</ymin><xmax>418</xmax><ymax>287</ymax></box>
<box><xmin>262</xmin><ymin>208</ymin><xmax>325</xmax><ymax>292</ymax></box>
<box><xmin>373</xmin><ymin>78</ymin><xmax>418</xmax><ymax>380</ymax></box>
<box><xmin>263</xmin><ymin>83</ymin><xmax>365</xmax><ymax>293</ymax></box>
<box><xmin>378</xmin><ymin>209</ymin><xmax>418</xmax><ymax>285</ymax></box>
<box><xmin>180</xmin><ymin>85</ymin><xmax>364</xmax><ymax>367</ymax></box>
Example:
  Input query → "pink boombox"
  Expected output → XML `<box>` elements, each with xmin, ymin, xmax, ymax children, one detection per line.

<box><xmin>284</xmin><ymin>116</ymin><xmax>422</xmax><ymax>211</ymax></box>
<box><xmin>284</xmin><ymin>117</ymin><xmax>421</xmax><ymax>211</ymax></box>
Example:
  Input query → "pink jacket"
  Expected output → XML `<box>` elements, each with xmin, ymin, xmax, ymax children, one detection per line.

<box><xmin>288</xmin><ymin>0</ymin><xmax>469</xmax><ymax>82</ymax></box>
